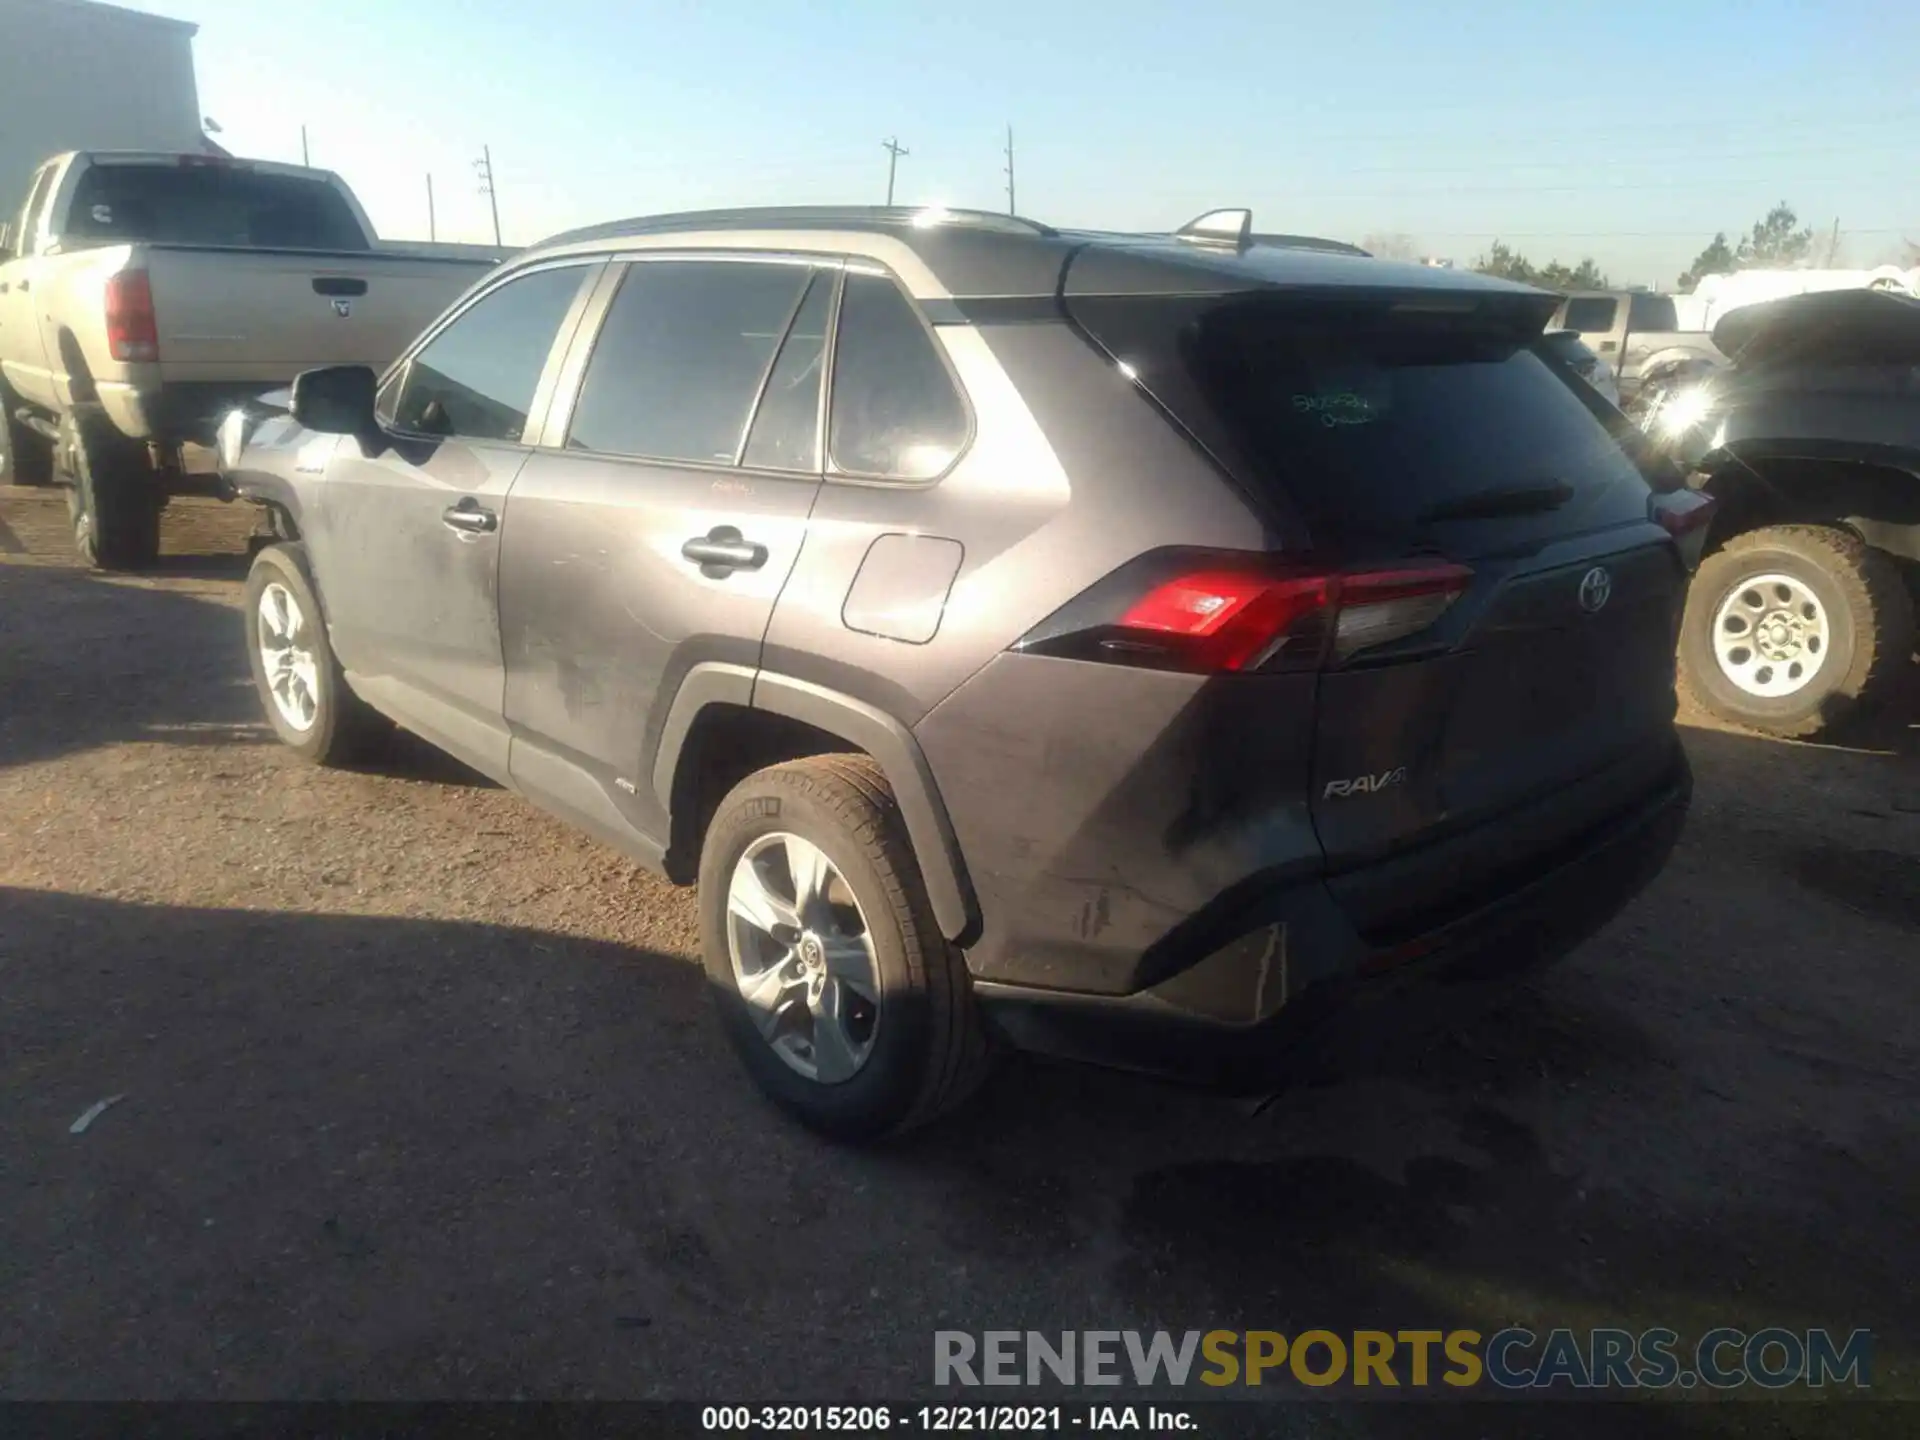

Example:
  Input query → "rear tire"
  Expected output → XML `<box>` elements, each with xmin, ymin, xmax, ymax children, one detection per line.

<box><xmin>244</xmin><ymin>543</ymin><xmax>389</xmax><ymax>765</ymax></box>
<box><xmin>61</xmin><ymin>406</ymin><xmax>160</xmax><ymax>570</ymax></box>
<box><xmin>698</xmin><ymin>754</ymin><xmax>994</xmax><ymax>1141</ymax></box>
<box><xmin>1678</xmin><ymin>524</ymin><xmax>1914</xmax><ymax>738</ymax></box>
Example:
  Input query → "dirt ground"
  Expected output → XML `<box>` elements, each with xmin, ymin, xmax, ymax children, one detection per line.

<box><xmin>2</xmin><ymin>488</ymin><xmax>1917</xmax><ymax>1435</ymax></box>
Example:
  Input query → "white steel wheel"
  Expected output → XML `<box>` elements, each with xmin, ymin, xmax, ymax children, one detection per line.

<box><xmin>1710</xmin><ymin>571</ymin><xmax>1830</xmax><ymax>699</ymax></box>
<box><xmin>725</xmin><ymin>830</ymin><xmax>882</xmax><ymax>1085</ymax></box>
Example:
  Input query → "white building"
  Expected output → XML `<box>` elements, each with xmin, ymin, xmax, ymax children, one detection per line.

<box><xmin>0</xmin><ymin>0</ymin><xmax>205</xmax><ymax>223</ymax></box>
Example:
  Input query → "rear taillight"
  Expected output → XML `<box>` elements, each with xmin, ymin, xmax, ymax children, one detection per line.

<box><xmin>1016</xmin><ymin>550</ymin><xmax>1472</xmax><ymax>674</ymax></box>
<box><xmin>1331</xmin><ymin>564</ymin><xmax>1475</xmax><ymax>661</ymax></box>
<box><xmin>106</xmin><ymin>270</ymin><xmax>159</xmax><ymax>362</ymax></box>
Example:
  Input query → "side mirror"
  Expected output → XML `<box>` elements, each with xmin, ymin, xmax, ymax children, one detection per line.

<box><xmin>289</xmin><ymin>364</ymin><xmax>378</xmax><ymax>438</ymax></box>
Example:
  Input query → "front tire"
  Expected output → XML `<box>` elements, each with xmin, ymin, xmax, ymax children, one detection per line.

<box><xmin>244</xmin><ymin>544</ymin><xmax>387</xmax><ymax>765</ymax></box>
<box><xmin>61</xmin><ymin>406</ymin><xmax>160</xmax><ymax>570</ymax></box>
<box><xmin>698</xmin><ymin>755</ymin><xmax>993</xmax><ymax>1141</ymax></box>
<box><xmin>1679</xmin><ymin>524</ymin><xmax>1915</xmax><ymax>738</ymax></box>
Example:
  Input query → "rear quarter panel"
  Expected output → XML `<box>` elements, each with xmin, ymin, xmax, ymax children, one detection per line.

<box><xmin>29</xmin><ymin>242</ymin><xmax>144</xmax><ymax>408</ymax></box>
<box><xmin>758</xmin><ymin>319</ymin><xmax>1265</xmax><ymax>726</ymax></box>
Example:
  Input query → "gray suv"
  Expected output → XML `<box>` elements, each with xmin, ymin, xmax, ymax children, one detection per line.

<box><xmin>222</xmin><ymin>206</ymin><xmax>1707</xmax><ymax>1139</ymax></box>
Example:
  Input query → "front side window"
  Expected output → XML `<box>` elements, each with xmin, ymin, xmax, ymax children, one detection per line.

<box><xmin>391</xmin><ymin>265</ymin><xmax>588</xmax><ymax>442</ymax></box>
<box><xmin>827</xmin><ymin>271</ymin><xmax>969</xmax><ymax>480</ymax></box>
<box><xmin>567</xmin><ymin>259</ymin><xmax>813</xmax><ymax>464</ymax></box>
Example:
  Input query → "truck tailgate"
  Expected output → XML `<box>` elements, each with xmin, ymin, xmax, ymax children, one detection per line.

<box><xmin>145</xmin><ymin>248</ymin><xmax>488</xmax><ymax>380</ymax></box>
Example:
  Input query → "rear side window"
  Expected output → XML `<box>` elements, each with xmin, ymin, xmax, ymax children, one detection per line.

<box><xmin>391</xmin><ymin>264</ymin><xmax>588</xmax><ymax>442</ymax></box>
<box><xmin>828</xmin><ymin>271</ymin><xmax>969</xmax><ymax>480</ymax></box>
<box><xmin>568</xmin><ymin>260</ymin><xmax>811</xmax><ymax>464</ymax></box>
<box><xmin>63</xmin><ymin>163</ymin><xmax>370</xmax><ymax>250</ymax></box>
<box><xmin>1561</xmin><ymin>296</ymin><xmax>1617</xmax><ymax>333</ymax></box>
<box><xmin>1071</xmin><ymin>294</ymin><xmax>1651</xmax><ymax>556</ymax></box>
<box><xmin>18</xmin><ymin>165</ymin><xmax>56</xmax><ymax>246</ymax></box>
<box><xmin>1628</xmin><ymin>292</ymin><xmax>1679</xmax><ymax>331</ymax></box>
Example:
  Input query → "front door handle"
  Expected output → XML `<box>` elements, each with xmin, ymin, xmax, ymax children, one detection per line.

<box><xmin>681</xmin><ymin>525</ymin><xmax>768</xmax><ymax>577</ymax></box>
<box><xmin>442</xmin><ymin>497</ymin><xmax>497</xmax><ymax>534</ymax></box>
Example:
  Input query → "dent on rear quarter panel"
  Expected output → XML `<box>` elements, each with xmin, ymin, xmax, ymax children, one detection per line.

<box><xmin>913</xmin><ymin>652</ymin><xmax>1325</xmax><ymax>997</ymax></box>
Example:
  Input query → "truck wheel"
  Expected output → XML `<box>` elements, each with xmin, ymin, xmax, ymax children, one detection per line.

<box><xmin>1</xmin><ymin>397</ymin><xmax>54</xmax><ymax>487</ymax></box>
<box><xmin>62</xmin><ymin>407</ymin><xmax>160</xmax><ymax>570</ymax></box>
<box><xmin>244</xmin><ymin>543</ymin><xmax>389</xmax><ymax>764</ymax></box>
<box><xmin>698</xmin><ymin>754</ymin><xmax>994</xmax><ymax>1141</ymax></box>
<box><xmin>1679</xmin><ymin>525</ymin><xmax>1915</xmax><ymax>739</ymax></box>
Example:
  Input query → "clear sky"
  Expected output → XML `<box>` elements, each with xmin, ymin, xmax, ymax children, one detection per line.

<box><xmin>147</xmin><ymin>0</ymin><xmax>1918</xmax><ymax>287</ymax></box>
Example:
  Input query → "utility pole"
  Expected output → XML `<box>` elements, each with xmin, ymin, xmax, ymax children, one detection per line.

<box><xmin>1003</xmin><ymin>125</ymin><xmax>1016</xmax><ymax>215</ymax></box>
<box><xmin>427</xmin><ymin>174</ymin><xmax>437</xmax><ymax>242</ymax></box>
<box><xmin>1826</xmin><ymin>217</ymin><xmax>1841</xmax><ymax>267</ymax></box>
<box><xmin>475</xmin><ymin>146</ymin><xmax>502</xmax><ymax>247</ymax></box>
<box><xmin>881</xmin><ymin>136</ymin><xmax>908</xmax><ymax>206</ymax></box>
<box><xmin>300</xmin><ymin>125</ymin><xmax>309</xmax><ymax>167</ymax></box>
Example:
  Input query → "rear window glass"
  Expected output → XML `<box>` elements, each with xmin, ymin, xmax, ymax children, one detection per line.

<box><xmin>1628</xmin><ymin>292</ymin><xmax>1679</xmax><ymax>331</ymax></box>
<box><xmin>1561</xmin><ymin>296</ymin><xmax>1617</xmax><ymax>333</ymax></box>
<box><xmin>1073</xmin><ymin>295</ymin><xmax>1651</xmax><ymax>554</ymax></box>
<box><xmin>64</xmin><ymin>163</ymin><xmax>369</xmax><ymax>251</ymax></box>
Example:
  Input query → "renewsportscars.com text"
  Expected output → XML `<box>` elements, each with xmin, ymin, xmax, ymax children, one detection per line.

<box><xmin>934</xmin><ymin>1328</ymin><xmax>1873</xmax><ymax>1391</ymax></box>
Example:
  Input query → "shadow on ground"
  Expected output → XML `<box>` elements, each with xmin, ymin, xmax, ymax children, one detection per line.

<box><xmin>2</xmin><ymin>887</ymin><xmax>1909</xmax><ymax>1435</ymax></box>
<box><xmin>0</xmin><ymin>553</ymin><xmax>493</xmax><ymax>787</ymax></box>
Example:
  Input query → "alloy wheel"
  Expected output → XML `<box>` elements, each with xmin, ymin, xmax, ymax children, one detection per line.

<box><xmin>257</xmin><ymin>581</ymin><xmax>321</xmax><ymax>732</ymax></box>
<box><xmin>725</xmin><ymin>831</ymin><xmax>881</xmax><ymax>1084</ymax></box>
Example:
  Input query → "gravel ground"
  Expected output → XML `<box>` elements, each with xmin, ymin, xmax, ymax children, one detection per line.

<box><xmin>2</xmin><ymin>487</ymin><xmax>1918</xmax><ymax>1434</ymax></box>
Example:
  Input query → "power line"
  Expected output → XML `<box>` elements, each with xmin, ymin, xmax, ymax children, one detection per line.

<box><xmin>881</xmin><ymin>136</ymin><xmax>909</xmax><ymax>205</ymax></box>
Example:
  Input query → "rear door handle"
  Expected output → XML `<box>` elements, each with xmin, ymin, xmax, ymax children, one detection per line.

<box><xmin>442</xmin><ymin>497</ymin><xmax>497</xmax><ymax>534</ymax></box>
<box><xmin>681</xmin><ymin>525</ymin><xmax>768</xmax><ymax>576</ymax></box>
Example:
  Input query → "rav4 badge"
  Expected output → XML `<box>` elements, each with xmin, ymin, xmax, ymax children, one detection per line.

<box><xmin>1324</xmin><ymin>767</ymin><xmax>1409</xmax><ymax>799</ymax></box>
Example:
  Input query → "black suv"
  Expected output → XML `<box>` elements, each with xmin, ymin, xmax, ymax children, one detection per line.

<box><xmin>223</xmin><ymin>206</ymin><xmax>1704</xmax><ymax>1138</ymax></box>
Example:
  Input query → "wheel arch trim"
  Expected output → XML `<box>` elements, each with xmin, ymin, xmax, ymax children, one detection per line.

<box><xmin>652</xmin><ymin>664</ymin><xmax>981</xmax><ymax>944</ymax></box>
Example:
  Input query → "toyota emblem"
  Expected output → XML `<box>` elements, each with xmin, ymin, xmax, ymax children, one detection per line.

<box><xmin>1578</xmin><ymin>566</ymin><xmax>1613</xmax><ymax>613</ymax></box>
<box><xmin>332</xmin><ymin>298</ymin><xmax>352</xmax><ymax>318</ymax></box>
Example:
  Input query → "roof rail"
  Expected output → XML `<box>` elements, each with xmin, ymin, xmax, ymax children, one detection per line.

<box><xmin>535</xmin><ymin>204</ymin><xmax>1058</xmax><ymax>251</ymax></box>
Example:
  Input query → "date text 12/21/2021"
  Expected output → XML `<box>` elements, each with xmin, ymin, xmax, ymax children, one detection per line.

<box><xmin>701</xmin><ymin>1406</ymin><xmax>1194</xmax><ymax>1432</ymax></box>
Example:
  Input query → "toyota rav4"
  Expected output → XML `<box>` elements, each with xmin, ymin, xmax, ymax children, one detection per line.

<box><xmin>221</xmin><ymin>206</ymin><xmax>1707</xmax><ymax>1139</ymax></box>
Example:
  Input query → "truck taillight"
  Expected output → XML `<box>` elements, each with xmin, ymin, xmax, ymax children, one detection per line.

<box><xmin>1015</xmin><ymin>550</ymin><xmax>1473</xmax><ymax>674</ymax></box>
<box><xmin>106</xmin><ymin>270</ymin><xmax>159</xmax><ymax>362</ymax></box>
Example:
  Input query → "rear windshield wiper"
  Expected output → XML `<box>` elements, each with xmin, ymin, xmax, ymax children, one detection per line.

<box><xmin>1415</xmin><ymin>480</ymin><xmax>1576</xmax><ymax>525</ymax></box>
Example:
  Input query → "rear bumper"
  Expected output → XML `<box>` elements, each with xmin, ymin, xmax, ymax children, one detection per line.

<box><xmin>97</xmin><ymin>381</ymin><xmax>289</xmax><ymax>448</ymax></box>
<box><xmin>974</xmin><ymin>744</ymin><xmax>1691</xmax><ymax>1090</ymax></box>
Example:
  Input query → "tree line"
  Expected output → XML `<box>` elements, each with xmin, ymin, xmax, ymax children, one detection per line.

<box><xmin>1464</xmin><ymin>202</ymin><xmax>1820</xmax><ymax>292</ymax></box>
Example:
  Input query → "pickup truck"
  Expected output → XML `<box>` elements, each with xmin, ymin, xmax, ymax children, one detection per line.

<box><xmin>0</xmin><ymin>151</ymin><xmax>507</xmax><ymax>568</ymax></box>
<box><xmin>1545</xmin><ymin>289</ymin><xmax>1725</xmax><ymax>403</ymax></box>
<box><xmin>1642</xmin><ymin>288</ymin><xmax>1920</xmax><ymax>739</ymax></box>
